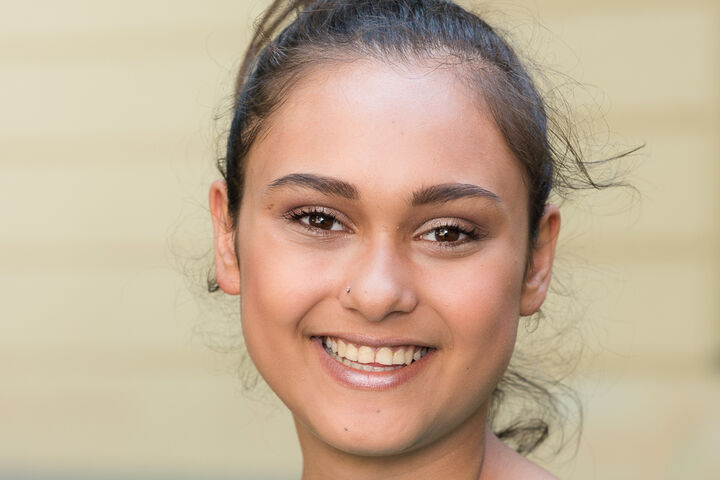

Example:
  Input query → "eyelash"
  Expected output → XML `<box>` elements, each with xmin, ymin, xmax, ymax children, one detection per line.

<box><xmin>284</xmin><ymin>207</ymin><xmax>483</xmax><ymax>246</ymax></box>
<box><xmin>418</xmin><ymin>220</ymin><xmax>482</xmax><ymax>247</ymax></box>
<box><xmin>284</xmin><ymin>207</ymin><xmax>349</xmax><ymax>235</ymax></box>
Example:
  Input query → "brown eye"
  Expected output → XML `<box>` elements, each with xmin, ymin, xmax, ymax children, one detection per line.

<box><xmin>419</xmin><ymin>222</ymin><xmax>480</xmax><ymax>246</ymax></box>
<box><xmin>434</xmin><ymin>227</ymin><xmax>460</xmax><ymax>242</ymax></box>
<box><xmin>287</xmin><ymin>208</ymin><xmax>347</xmax><ymax>233</ymax></box>
<box><xmin>308</xmin><ymin>213</ymin><xmax>335</xmax><ymax>230</ymax></box>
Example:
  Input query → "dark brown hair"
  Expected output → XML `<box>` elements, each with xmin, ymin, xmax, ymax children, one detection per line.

<box><xmin>213</xmin><ymin>0</ymin><xmax>633</xmax><ymax>456</ymax></box>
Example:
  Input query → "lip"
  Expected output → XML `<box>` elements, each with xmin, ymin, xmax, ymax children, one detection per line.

<box><xmin>312</xmin><ymin>336</ymin><xmax>435</xmax><ymax>391</ymax></box>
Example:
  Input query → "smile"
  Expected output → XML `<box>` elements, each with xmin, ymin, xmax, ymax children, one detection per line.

<box><xmin>322</xmin><ymin>336</ymin><xmax>430</xmax><ymax>372</ymax></box>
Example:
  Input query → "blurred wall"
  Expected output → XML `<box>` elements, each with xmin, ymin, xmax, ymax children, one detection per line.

<box><xmin>1</xmin><ymin>0</ymin><xmax>718</xmax><ymax>478</ymax></box>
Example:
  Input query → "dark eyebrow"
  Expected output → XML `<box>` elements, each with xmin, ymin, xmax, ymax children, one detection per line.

<box><xmin>411</xmin><ymin>183</ymin><xmax>501</xmax><ymax>206</ymax></box>
<box><xmin>265</xmin><ymin>174</ymin><xmax>498</xmax><ymax>206</ymax></box>
<box><xmin>265</xmin><ymin>173</ymin><xmax>359</xmax><ymax>199</ymax></box>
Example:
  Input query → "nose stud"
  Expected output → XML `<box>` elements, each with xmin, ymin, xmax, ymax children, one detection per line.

<box><xmin>345</xmin><ymin>286</ymin><xmax>351</xmax><ymax>294</ymax></box>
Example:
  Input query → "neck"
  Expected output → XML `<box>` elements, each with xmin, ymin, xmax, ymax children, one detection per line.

<box><xmin>295</xmin><ymin>404</ymin><xmax>490</xmax><ymax>480</ymax></box>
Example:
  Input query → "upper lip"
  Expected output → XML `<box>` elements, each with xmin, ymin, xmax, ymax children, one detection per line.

<box><xmin>312</xmin><ymin>333</ymin><xmax>435</xmax><ymax>349</ymax></box>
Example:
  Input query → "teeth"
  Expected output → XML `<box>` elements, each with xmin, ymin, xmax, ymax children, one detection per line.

<box><xmin>337</xmin><ymin>339</ymin><xmax>346</xmax><ymax>357</ymax></box>
<box><xmin>330</xmin><ymin>350</ymin><xmax>403</xmax><ymax>372</ymax></box>
<box><xmin>345</xmin><ymin>343</ymin><xmax>358</xmax><ymax>362</ymax></box>
<box><xmin>404</xmin><ymin>347</ymin><xmax>414</xmax><ymax>364</ymax></box>
<box><xmin>357</xmin><ymin>346</ymin><xmax>375</xmax><ymax>364</ymax></box>
<box><xmin>376</xmin><ymin>347</ymin><xmax>393</xmax><ymax>366</ymax></box>
<box><xmin>321</xmin><ymin>336</ymin><xmax>430</xmax><ymax>370</ymax></box>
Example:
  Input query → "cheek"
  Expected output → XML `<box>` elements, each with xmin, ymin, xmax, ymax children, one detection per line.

<box><xmin>240</xmin><ymin>231</ymin><xmax>339</xmax><ymax>319</ymax></box>
<box><xmin>236</xmin><ymin>221</ymin><xmax>340</xmax><ymax>379</ymax></box>
<box><xmin>423</xmin><ymin>246</ymin><xmax>525</xmax><ymax>368</ymax></box>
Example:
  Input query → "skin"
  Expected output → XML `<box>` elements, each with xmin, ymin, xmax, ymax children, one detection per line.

<box><xmin>210</xmin><ymin>60</ymin><xmax>560</xmax><ymax>480</ymax></box>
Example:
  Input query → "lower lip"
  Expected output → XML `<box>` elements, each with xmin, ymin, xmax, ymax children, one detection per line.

<box><xmin>312</xmin><ymin>338</ymin><xmax>434</xmax><ymax>391</ymax></box>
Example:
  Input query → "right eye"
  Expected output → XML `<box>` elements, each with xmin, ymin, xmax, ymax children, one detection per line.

<box><xmin>285</xmin><ymin>207</ymin><xmax>348</xmax><ymax>233</ymax></box>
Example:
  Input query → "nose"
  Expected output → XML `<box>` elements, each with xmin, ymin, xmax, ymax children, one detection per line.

<box><xmin>340</xmin><ymin>238</ymin><xmax>418</xmax><ymax>322</ymax></box>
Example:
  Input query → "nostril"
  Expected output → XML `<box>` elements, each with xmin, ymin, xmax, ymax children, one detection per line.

<box><xmin>339</xmin><ymin>244</ymin><xmax>419</xmax><ymax>321</ymax></box>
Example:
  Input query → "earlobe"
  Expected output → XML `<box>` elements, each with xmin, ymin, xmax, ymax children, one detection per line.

<box><xmin>520</xmin><ymin>205</ymin><xmax>561</xmax><ymax>316</ymax></box>
<box><xmin>209</xmin><ymin>180</ymin><xmax>241</xmax><ymax>295</ymax></box>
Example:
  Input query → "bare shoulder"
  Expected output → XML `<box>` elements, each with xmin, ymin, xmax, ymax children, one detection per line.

<box><xmin>482</xmin><ymin>431</ymin><xmax>559</xmax><ymax>480</ymax></box>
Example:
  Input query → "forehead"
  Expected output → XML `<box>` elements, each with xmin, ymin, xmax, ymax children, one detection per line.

<box><xmin>244</xmin><ymin>59</ymin><xmax>527</xmax><ymax>209</ymax></box>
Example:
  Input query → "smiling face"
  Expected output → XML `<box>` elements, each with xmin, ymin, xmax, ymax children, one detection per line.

<box><xmin>210</xmin><ymin>60</ymin><xmax>559</xmax><ymax>459</ymax></box>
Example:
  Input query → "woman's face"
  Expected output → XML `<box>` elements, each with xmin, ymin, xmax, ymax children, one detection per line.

<box><xmin>211</xmin><ymin>60</ymin><xmax>559</xmax><ymax>456</ymax></box>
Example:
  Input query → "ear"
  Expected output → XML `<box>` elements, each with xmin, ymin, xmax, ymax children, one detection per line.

<box><xmin>520</xmin><ymin>204</ymin><xmax>561</xmax><ymax>316</ymax></box>
<box><xmin>209</xmin><ymin>180</ymin><xmax>241</xmax><ymax>295</ymax></box>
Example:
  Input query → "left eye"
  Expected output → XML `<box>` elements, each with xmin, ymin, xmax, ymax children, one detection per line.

<box><xmin>421</xmin><ymin>226</ymin><xmax>467</xmax><ymax>242</ymax></box>
<box><xmin>302</xmin><ymin>212</ymin><xmax>344</xmax><ymax>231</ymax></box>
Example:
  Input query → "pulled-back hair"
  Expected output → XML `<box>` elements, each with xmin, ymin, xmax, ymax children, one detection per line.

<box><xmin>214</xmin><ymin>0</ymin><xmax>631</xmax><ymax>455</ymax></box>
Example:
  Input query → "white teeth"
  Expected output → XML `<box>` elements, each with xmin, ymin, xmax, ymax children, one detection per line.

<box><xmin>357</xmin><ymin>346</ymin><xmax>375</xmax><ymax>364</ymax></box>
<box><xmin>321</xmin><ymin>336</ymin><xmax>430</xmax><ymax>371</ymax></box>
<box><xmin>337</xmin><ymin>339</ymin><xmax>347</xmax><ymax>357</ymax></box>
<box><xmin>345</xmin><ymin>343</ymin><xmax>358</xmax><ymax>362</ymax></box>
<box><xmin>404</xmin><ymin>347</ymin><xmax>414</xmax><ymax>364</ymax></box>
<box><xmin>376</xmin><ymin>347</ymin><xmax>393</xmax><ymax>366</ymax></box>
<box><xmin>329</xmin><ymin>349</ymin><xmax>403</xmax><ymax>372</ymax></box>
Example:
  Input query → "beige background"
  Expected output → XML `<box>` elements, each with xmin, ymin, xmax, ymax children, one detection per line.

<box><xmin>1</xmin><ymin>0</ymin><xmax>718</xmax><ymax>478</ymax></box>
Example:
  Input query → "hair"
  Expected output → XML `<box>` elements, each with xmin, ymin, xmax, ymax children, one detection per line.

<box><xmin>210</xmin><ymin>0</ymin><xmax>637</xmax><ymax>456</ymax></box>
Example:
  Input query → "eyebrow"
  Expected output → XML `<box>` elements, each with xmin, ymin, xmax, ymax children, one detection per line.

<box><xmin>265</xmin><ymin>173</ymin><xmax>500</xmax><ymax>205</ymax></box>
<box><xmin>411</xmin><ymin>183</ymin><xmax>501</xmax><ymax>206</ymax></box>
<box><xmin>265</xmin><ymin>173</ymin><xmax>359</xmax><ymax>199</ymax></box>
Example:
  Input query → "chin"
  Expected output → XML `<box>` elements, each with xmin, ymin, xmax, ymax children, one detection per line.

<box><xmin>303</xmin><ymin>414</ymin><xmax>427</xmax><ymax>457</ymax></box>
<box><xmin>294</xmin><ymin>391</ymin><xmax>489</xmax><ymax>459</ymax></box>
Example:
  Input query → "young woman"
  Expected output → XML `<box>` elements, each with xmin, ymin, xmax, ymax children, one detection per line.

<box><xmin>208</xmin><ymin>1</ymin><xmax>610</xmax><ymax>478</ymax></box>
